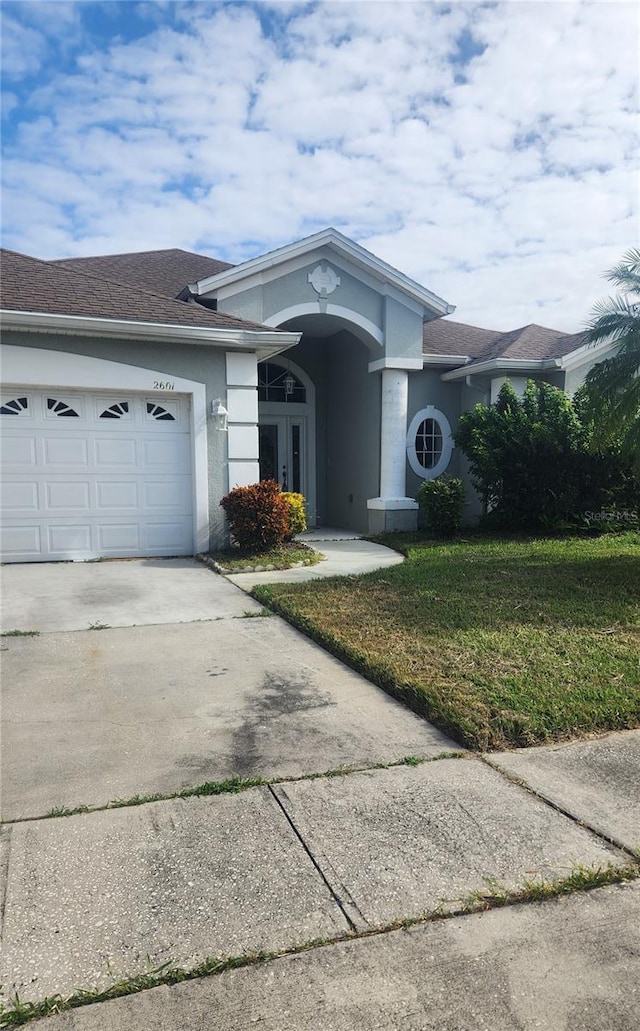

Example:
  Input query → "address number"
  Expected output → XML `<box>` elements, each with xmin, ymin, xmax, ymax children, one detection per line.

<box><xmin>153</xmin><ymin>381</ymin><xmax>175</xmax><ymax>390</ymax></box>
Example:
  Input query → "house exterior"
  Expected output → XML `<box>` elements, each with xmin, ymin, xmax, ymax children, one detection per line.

<box><xmin>0</xmin><ymin>229</ymin><xmax>616</xmax><ymax>563</ymax></box>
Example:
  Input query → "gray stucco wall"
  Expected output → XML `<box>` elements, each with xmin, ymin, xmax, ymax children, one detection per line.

<box><xmin>384</xmin><ymin>297</ymin><xmax>423</xmax><ymax>361</ymax></box>
<box><xmin>405</xmin><ymin>369</ymin><xmax>464</xmax><ymax>503</ymax></box>
<box><xmin>2</xmin><ymin>330</ymin><xmax>230</xmax><ymax>548</ymax></box>
<box><xmin>326</xmin><ymin>332</ymin><xmax>380</xmax><ymax>531</ymax></box>
<box><xmin>217</xmin><ymin>257</ymin><xmax>385</xmax><ymax>336</ymax></box>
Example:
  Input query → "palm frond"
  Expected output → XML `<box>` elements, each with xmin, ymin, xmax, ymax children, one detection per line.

<box><xmin>604</xmin><ymin>247</ymin><xmax>640</xmax><ymax>292</ymax></box>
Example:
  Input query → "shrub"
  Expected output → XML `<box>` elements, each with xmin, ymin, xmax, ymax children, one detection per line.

<box><xmin>220</xmin><ymin>480</ymin><xmax>291</xmax><ymax>552</ymax></box>
<box><xmin>455</xmin><ymin>380</ymin><xmax>640</xmax><ymax>531</ymax></box>
<box><xmin>282</xmin><ymin>492</ymin><xmax>307</xmax><ymax>539</ymax></box>
<box><xmin>417</xmin><ymin>477</ymin><xmax>465</xmax><ymax>537</ymax></box>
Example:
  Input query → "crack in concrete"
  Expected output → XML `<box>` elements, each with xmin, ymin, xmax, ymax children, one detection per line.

<box><xmin>268</xmin><ymin>783</ymin><xmax>369</xmax><ymax>934</ymax></box>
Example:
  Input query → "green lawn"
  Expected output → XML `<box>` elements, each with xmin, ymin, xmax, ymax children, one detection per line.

<box><xmin>253</xmin><ymin>533</ymin><xmax>640</xmax><ymax>751</ymax></box>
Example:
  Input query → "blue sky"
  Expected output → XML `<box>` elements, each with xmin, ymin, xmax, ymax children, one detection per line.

<box><xmin>1</xmin><ymin>0</ymin><xmax>638</xmax><ymax>330</ymax></box>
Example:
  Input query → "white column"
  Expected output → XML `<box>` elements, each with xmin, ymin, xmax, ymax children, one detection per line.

<box><xmin>380</xmin><ymin>368</ymin><xmax>409</xmax><ymax>499</ymax></box>
<box><xmin>225</xmin><ymin>352</ymin><xmax>259</xmax><ymax>488</ymax></box>
<box><xmin>367</xmin><ymin>367</ymin><xmax>418</xmax><ymax>531</ymax></box>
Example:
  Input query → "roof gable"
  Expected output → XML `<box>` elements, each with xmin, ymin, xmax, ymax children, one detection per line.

<box><xmin>191</xmin><ymin>227</ymin><xmax>455</xmax><ymax>318</ymax></box>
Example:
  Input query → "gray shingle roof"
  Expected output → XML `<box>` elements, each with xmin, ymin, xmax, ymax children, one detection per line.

<box><xmin>0</xmin><ymin>249</ymin><xmax>275</xmax><ymax>333</ymax></box>
<box><xmin>51</xmin><ymin>248</ymin><xmax>233</xmax><ymax>299</ymax></box>
<box><xmin>423</xmin><ymin>318</ymin><xmax>586</xmax><ymax>364</ymax></box>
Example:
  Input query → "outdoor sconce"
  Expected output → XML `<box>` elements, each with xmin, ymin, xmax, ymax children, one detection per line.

<box><xmin>210</xmin><ymin>398</ymin><xmax>228</xmax><ymax>431</ymax></box>
<box><xmin>284</xmin><ymin>372</ymin><xmax>296</xmax><ymax>395</ymax></box>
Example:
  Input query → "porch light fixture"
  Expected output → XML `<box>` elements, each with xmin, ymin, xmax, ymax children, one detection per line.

<box><xmin>210</xmin><ymin>398</ymin><xmax>228</xmax><ymax>431</ymax></box>
<box><xmin>283</xmin><ymin>372</ymin><xmax>296</xmax><ymax>395</ymax></box>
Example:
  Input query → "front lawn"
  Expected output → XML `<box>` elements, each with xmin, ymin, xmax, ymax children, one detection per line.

<box><xmin>253</xmin><ymin>534</ymin><xmax>640</xmax><ymax>750</ymax></box>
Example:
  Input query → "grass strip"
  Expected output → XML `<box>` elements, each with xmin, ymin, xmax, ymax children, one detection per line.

<box><xmin>253</xmin><ymin>534</ymin><xmax>640</xmax><ymax>750</ymax></box>
<box><xmin>5</xmin><ymin>753</ymin><xmax>465</xmax><ymax>824</ymax></box>
<box><xmin>2</xmin><ymin>859</ymin><xmax>637</xmax><ymax>1027</ymax></box>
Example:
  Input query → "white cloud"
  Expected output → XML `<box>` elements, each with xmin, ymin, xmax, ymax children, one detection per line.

<box><xmin>1</xmin><ymin>0</ymin><xmax>638</xmax><ymax>331</ymax></box>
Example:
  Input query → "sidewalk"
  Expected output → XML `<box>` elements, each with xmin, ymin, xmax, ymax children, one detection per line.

<box><xmin>1</xmin><ymin>736</ymin><xmax>638</xmax><ymax>1023</ymax></box>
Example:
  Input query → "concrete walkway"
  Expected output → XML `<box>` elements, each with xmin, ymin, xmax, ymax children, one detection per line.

<box><xmin>227</xmin><ymin>535</ymin><xmax>404</xmax><ymax>590</ymax></box>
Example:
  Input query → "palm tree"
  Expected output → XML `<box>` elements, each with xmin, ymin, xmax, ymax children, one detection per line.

<box><xmin>583</xmin><ymin>248</ymin><xmax>640</xmax><ymax>465</ymax></box>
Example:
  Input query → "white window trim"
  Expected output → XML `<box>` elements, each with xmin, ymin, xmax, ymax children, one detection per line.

<box><xmin>407</xmin><ymin>406</ymin><xmax>453</xmax><ymax>479</ymax></box>
<box><xmin>2</xmin><ymin>344</ymin><xmax>209</xmax><ymax>553</ymax></box>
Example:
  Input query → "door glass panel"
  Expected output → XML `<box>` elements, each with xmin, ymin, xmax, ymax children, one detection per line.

<box><xmin>259</xmin><ymin>424</ymin><xmax>278</xmax><ymax>483</ymax></box>
<box><xmin>291</xmin><ymin>424</ymin><xmax>301</xmax><ymax>494</ymax></box>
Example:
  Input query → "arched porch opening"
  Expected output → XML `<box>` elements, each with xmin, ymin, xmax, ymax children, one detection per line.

<box><xmin>259</xmin><ymin>309</ymin><xmax>382</xmax><ymax>532</ymax></box>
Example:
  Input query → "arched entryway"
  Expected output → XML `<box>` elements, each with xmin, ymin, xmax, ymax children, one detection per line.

<box><xmin>260</xmin><ymin>308</ymin><xmax>383</xmax><ymax>532</ymax></box>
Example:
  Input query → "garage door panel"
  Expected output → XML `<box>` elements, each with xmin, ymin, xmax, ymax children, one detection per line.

<box><xmin>48</xmin><ymin>524</ymin><xmax>92</xmax><ymax>553</ymax></box>
<box><xmin>0</xmin><ymin>525</ymin><xmax>42</xmax><ymax>557</ymax></box>
<box><xmin>143</xmin><ymin>480</ymin><xmax>188</xmax><ymax>509</ymax></box>
<box><xmin>97</xmin><ymin>524</ymin><xmax>141</xmax><ymax>552</ymax></box>
<box><xmin>1</xmin><ymin>390</ymin><xmax>194</xmax><ymax>562</ymax></box>
<box><xmin>96</xmin><ymin>481</ymin><xmax>139</xmax><ymax>509</ymax></box>
<box><xmin>94</xmin><ymin>438</ymin><xmax>138</xmax><ymax>466</ymax></box>
<box><xmin>142</xmin><ymin>436</ymin><xmax>190</xmax><ymax>467</ymax></box>
<box><xmin>1</xmin><ymin>481</ymin><xmax>40</xmax><ymax>511</ymax></box>
<box><xmin>145</xmin><ymin>520</ymin><xmax>192</xmax><ymax>550</ymax></box>
<box><xmin>45</xmin><ymin>481</ymin><xmax>91</xmax><ymax>510</ymax></box>
<box><xmin>43</xmin><ymin>437</ymin><xmax>89</xmax><ymax>467</ymax></box>
<box><xmin>0</xmin><ymin>435</ymin><xmax>37</xmax><ymax>466</ymax></box>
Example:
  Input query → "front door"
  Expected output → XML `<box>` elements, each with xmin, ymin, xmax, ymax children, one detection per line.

<box><xmin>259</xmin><ymin>416</ymin><xmax>305</xmax><ymax>494</ymax></box>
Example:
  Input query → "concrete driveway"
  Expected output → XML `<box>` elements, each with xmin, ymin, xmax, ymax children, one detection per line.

<box><xmin>0</xmin><ymin>559</ymin><xmax>456</xmax><ymax>820</ymax></box>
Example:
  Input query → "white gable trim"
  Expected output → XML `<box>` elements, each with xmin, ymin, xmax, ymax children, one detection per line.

<box><xmin>557</xmin><ymin>337</ymin><xmax>621</xmax><ymax>371</ymax></box>
<box><xmin>190</xmin><ymin>228</ymin><xmax>454</xmax><ymax>317</ymax></box>
<box><xmin>2</xmin><ymin>344</ymin><xmax>210</xmax><ymax>553</ymax></box>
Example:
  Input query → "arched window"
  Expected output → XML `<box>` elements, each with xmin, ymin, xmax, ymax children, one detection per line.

<box><xmin>407</xmin><ymin>407</ymin><xmax>453</xmax><ymax>479</ymax></box>
<box><xmin>258</xmin><ymin>362</ymin><xmax>306</xmax><ymax>403</ymax></box>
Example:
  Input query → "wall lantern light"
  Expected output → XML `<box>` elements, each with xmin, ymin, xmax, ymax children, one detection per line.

<box><xmin>284</xmin><ymin>372</ymin><xmax>296</xmax><ymax>396</ymax></box>
<box><xmin>210</xmin><ymin>398</ymin><xmax>228</xmax><ymax>431</ymax></box>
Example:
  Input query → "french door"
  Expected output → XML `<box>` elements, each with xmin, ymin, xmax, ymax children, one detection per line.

<box><xmin>258</xmin><ymin>416</ymin><xmax>305</xmax><ymax>495</ymax></box>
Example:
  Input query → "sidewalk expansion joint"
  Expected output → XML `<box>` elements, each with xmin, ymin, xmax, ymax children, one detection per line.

<box><xmin>480</xmin><ymin>754</ymin><xmax>639</xmax><ymax>860</ymax></box>
<box><xmin>267</xmin><ymin>783</ymin><xmax>368</xmax><ymax>933</ymax></box>
<box><xmin>3</xmin><ymin>751</ymin><xmax>467</xmax><ymax>825</ymax></box>
<box><xmin>1</xmin><ymin>862</ymin><xmax>637</xmax><ymax>1028</ymax></box>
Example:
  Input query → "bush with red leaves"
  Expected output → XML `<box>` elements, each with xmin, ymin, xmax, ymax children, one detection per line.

<box><xmin>220</xmin><ymin>479</ymin><xmax>291</xmax><ymax>552</ymax></box>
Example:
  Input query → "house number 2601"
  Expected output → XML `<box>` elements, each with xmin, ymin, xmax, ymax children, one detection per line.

<box><xmin>153</xmin><ymin>380</ymin><xmax>175</xmax><ymax>390</ymax></box>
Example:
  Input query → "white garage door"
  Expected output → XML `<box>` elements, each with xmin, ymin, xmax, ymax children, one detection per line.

<box><xmin>0</xmin><ymin>389</ymin><xmax>193</xmax><ymax>562</ymax></box>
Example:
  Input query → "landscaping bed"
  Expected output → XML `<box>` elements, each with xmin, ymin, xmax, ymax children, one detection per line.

<box><xmin>253</xmin><ymin>533</ymin><xmax>640</xmax><ymax>751</ymax></box>
<box><xmin>199</xmin><ymin>541</ymin><xmax>322</xmax><ymax>574</ymax></box>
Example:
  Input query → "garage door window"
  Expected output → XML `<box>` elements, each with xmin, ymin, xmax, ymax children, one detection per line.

<box><xmin>47</xmin><ymin>398</ymin><xmax>79</xmax><ymax>417</ymax></box>
<box><xmin>146</xmin><ymin>402</ymin><xmax>176</xmax><ymax>421</ymax></box>
<box><xmin>99</xmin><ymin>401</ymin><xmax>130</xmax><ymax>419</ymax></box>
<box><xmin>0</xmin><ymin>396</ymin><xmax>29</xmax><ymax>416</ymax></box>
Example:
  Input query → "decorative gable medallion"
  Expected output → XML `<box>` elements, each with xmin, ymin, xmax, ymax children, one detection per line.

<box><xmin>308</xmin><ymin>263</ymin><xmax>341</xmax><ymax>296</ymax></box>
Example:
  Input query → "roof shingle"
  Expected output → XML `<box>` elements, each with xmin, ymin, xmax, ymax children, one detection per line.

<box><xmin>423</xmin><ymin>318</ymin><xmax>586</xmax><ymax>364</ymax></box>
<box><xmin>0</xmin><ymin>249</ymin><xmax>275</xmax><ymax>333</ymax></box>
<box><xmin>51</xmin><ymin>248</ymin><xmax>233</xmax><ymax>299</ymax></box>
